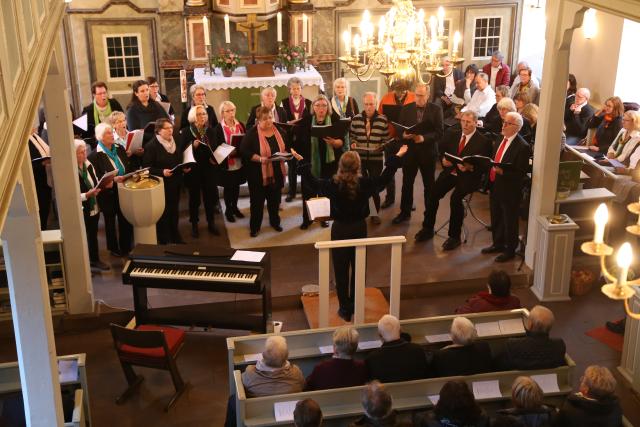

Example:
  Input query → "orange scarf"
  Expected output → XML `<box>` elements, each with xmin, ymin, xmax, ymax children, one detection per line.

<box><xmin>257</xmin><ymin>126</ymin><xmax>287</xmax><ymax>186</ymax></box>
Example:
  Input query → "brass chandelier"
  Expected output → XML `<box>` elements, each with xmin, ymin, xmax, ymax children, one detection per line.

<box><xmin>339</xmin><ymin>0</ymin><xmax>464</xmax><ymax>88</ymax></box>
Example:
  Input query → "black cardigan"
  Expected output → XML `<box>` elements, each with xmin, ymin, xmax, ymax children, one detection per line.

<box><xmin>239</xmin><ymin>126</ymin><xmax>287</xmax><ymax>187</ymax></box>
<box><xmin>126</xmin><ymin>100</ymin><xmax>170</xmax><ymax>131</ymax></box>
<box><xmin>179</xmin><ymin>125</ymin><xmax>220</xmax><ymax>173</ymax></box>
<box><xmin>280</xmin><ymin>96</ymin><xmax>312</xmax><ymax>122</ymax></box>
<box><xmin>179</xmin><ymin>104</ymin><xmax>219</xmax><ymax>132</ymax></box>
<box><xmin>588</xmin><ymin>114</ymin><xmax>623</xmax><ymax>154</ymax></box>
<box><xmin>80</xmin><ymin>98</ymin><xmax>124</xmax><ymax>143</ymax></box>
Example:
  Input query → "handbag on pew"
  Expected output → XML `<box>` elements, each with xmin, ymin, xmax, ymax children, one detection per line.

<box><xmin>305</xmin><ymin>196</ymin><xmax>331</xmax><ymax>222</ymax></box>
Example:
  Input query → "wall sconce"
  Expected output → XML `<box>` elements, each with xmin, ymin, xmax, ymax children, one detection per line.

<box><xmin>583</xmin><ymin>8</ymin><xmax>597</xmax><ymax>39</ymax></box>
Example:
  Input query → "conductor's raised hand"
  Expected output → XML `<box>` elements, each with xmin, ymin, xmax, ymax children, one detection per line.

<box><xmin>396</xmin><ymin>144</ymin><xmax>409</xmax><ymax>157</ymax></box>
<box><xmin>290</xmin><ymin>148</ymin><xmax>303</xmax><ymax>161</ymax></box>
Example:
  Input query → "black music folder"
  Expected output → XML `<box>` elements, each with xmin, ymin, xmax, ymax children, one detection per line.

<box><xmin>444</xmin><ymin>153</ymin><xmax>515</xmax><ymax>171</ymax></box>
<box><xmin>310</xmin><ymin>118</ymin><xmax>351</xmax><ymax>139</ymax></box>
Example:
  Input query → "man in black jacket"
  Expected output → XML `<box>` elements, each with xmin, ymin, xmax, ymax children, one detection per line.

<box><xmin>80</xmin><ymin>81</ymin><xmax>124</xmax><ymax>148</ymax></box>
<box><xmin>365</xmin><ymin>315</ymin><xmax>429</xmax><ymax>383</ymax></box>
<box><xmin>393</xmin><ymin>83</ymin><xmax>444</xmax><ymax>225</ymax></box>
<box><xmin>481</xmin><ymin>111</ymin><xmax>531</xmax><ymax>262</ymax></box>
<box><xmin>564</xmin><ymin>87</ymin><xmax>595</xmax><ymax>146</ymax></box>
<box><xmin>416</xmin><ymin>110</ymin><xmax>491</xmax><ymax>249</ymax></box>
<box><xmin>496</xmin><ymin>305</ymin><xmax>566</xmax><ymax>370</ymax></box>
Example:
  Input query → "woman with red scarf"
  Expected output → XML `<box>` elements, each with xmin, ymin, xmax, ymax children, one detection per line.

<box><xmin>215</xmin><ymin>101</ymin><xmax>247</xmax><ymax>223</ymax></box>
<box><xmin>240</xmin><ymin>106</ymin><xmax>289</xmax><ymax>237</ymax></box>
<box><xmin>586</xmin><ymin>96</ymin><xmax>624</xmax><ymax>156</ymax></box>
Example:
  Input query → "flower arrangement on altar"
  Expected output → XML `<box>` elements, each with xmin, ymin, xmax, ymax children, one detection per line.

<box><xmin>212</xmin><ymin>48</ymin><xmax>241</xmax><ymax>76</ymax></box>
<box><xmin>276</xmin><ymin>43</ymin><xmax>306</xmax><ymax>73</ymax></box>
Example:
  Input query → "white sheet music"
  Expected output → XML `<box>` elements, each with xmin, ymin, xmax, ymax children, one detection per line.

<box><xmin>126</xmin><ymin>129</ymin><xmax>144</xmax><ymax>152</ymax></box>
<box><xmin>159</xmin><ymin>101</ymin><xmax>172</xmax><ymax>114</ymax></box>
<box><xmin>306</xmin><ymin>197</ymin><xmax>330</xmax><ymax>221</ymax></box>
<box><xmin>243</xmin><ymin>353</ymin><xmax>263</xmax><ymax>362</ymax></box>
<box><xmin>472</xmin><ymin>380</ymin><xmax>502</xmax><ymax>399</ymax></box>
<box><xmin>183</xmin><ymin>144</ymin><xmax>196</xmax><ymax>164</ymax></box>
<box><xmin>499</xmin><ymin>318</ymin><xmax>526</xmax><ymax>335</ymax></box>
<box><xmin>58</xmin><ymin>360</ymin><xmax>78</xmax><ymax>383</ymax></box>
<box><xmin>213</xmin><ymin>143</ymin><xmax>236</xmax><ymax>164</ymax></box>
<box><xmin>428</xmin><ymin>395</ymin><xmax>440</xmax><ymax>405</ymax></box>
<box><xmin>274</xmin><ymin>400</ymin><xmax>299</xmax><ymax>422</ymax></box>
<box><xmin>358</xmin><ymin>340</ymin><xmax>382</xmax><ymax>350</ymax></box>
<box><xmin>425</xmin><ymin>333</ymin><xmax>452</xmax><ymax>343</ymax></box>
<box><xmin>231</xmin><ymin>250</ymin><xmax>266</xmax><ymax>263</ymax></box>
<box><xmin>318</xmin><ymin>345</ymin><xmax>334</xmax><ymax>354</ymax></box>
<box><xmin>475</xmin><ymin>321</ymin><xmax>502</xmax><ymax>337</ymax></box>
<box><xmin>73</xmin><ymin>114</ymin><xmax>88</xmax><ymax>131</ymax></box>
<box><xmin>531</xmin><ymin>374</ymin><xmax>560</xmax><ymax>393</ymax></box>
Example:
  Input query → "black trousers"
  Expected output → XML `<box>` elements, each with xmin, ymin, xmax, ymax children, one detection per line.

<box><xmin>362</xmin><ymin>159</ymin><xmax>384</xmax><ymax>212</ymax></box>
<box><xmin>400</xmin><ymin>148</ymin><xmax>436</xmax><ymax>216</ymax></box>
<box><xmin>157</xmin><ymin>179</ymin><xmax>183</xmax><ymax>244</ymax></box>
<box><xmin>489</xmin><ymin>190</ymin><xmax>521</xmax><ymax>254</ymax></box>
<box><xmin>287</xmin><ymin>158</ymin><xmax>298</xmax><ymax>197</ymax></box>
<box><xmin>187</xmin><ymin>167</ymin><xmax>219</xmax><ymax>225</ymax></box>
<box><xmin>83</xmin><ymin>211</ymin><xmax>100</xmax><ymax>263</ymax></box>
<box><xmin>248</xmin><ymin>181</ymin><xmax>282</xmax><ymax>233</ymax></box>
<box><xmin>101</xmin><ymin>190</ymin><xmax>133</xmax><ymax>254</ymax></box>
<box><xmin>223</xmin><ymin>168</ymin><xmax>245</xmax><ymax>214</ymax></box>
<box><xmin>423</xmin><ymin>172</ymin><xmax>474</xmax><ymax>239</ymax></box>
<box><xmin>331</xmin><ymin>219</ymin><xmax>367</xmax><ymax>314</ymax></box>
<box><xmin>36</xmin><ymin>186</ymin><xmax>52</xmax><ymax>230</ymax></box>
<box><xmin>383</xmin><ymin>146</ymin><xmax>396</xmax><ymax>203</ymax></box>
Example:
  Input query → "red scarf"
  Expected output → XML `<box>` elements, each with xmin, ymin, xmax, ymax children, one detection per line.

<box><xmin>257</xmin><ymin>126</ymin><xmax>287</xmax><ymax>186</ymax></box>
<box><xmin>592</xmin><ymin>114</ymin><xmax>614</xmax><ymax>146</ymax></box>
<box><xmin>288</xmin><ymin>96</ymin><xmax>306</xmax><ymax>120</ymax></box>
<box><xmin>223</xmin><ymin>120</ymin><xmax>244</xmax><ymax>167</ymax></box>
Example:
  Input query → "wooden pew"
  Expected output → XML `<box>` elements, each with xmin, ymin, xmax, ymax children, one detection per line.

<box><xmin>0</xmin><ymin>353</ymin><xmax>90</xmax><ymax>427</ymax></box>
<box><xmin>233</xmin><ymin>354</ymin><xmax>576</xmax><ymax>427</ymax></box>
<box><xmin>227</xmin><ymin>309</ymin><xmax>530</xmax><ymax>393</ymax></box>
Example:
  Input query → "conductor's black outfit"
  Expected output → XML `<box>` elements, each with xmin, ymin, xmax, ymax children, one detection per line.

<box><xmin>180</xmin><ymin>125</ymin><xmax>221</xmax><ymax>233</ymax></box>
<box><xmin>89</xmin><ymin>142</ymin><xmax>134</xmax><ymax>255</ymax></box>
<box><xmin>423</xmin><ymin>128</ymin><xmax>492</xmax><ymax>240</ymax></box>
<box><xmin>239</xmin><ymin>127</ymin><xmax>287</xmax><ymax>235</ymax></box>
<box><xmin>397</xmin><ymin>102</ymin><xmax>444</xmax><ymax>219</ymax></box>
<box><xmin>281</xmin><ymin>96</ymin><xmax>312</xmax><ymax>200</ymax></box>
<box><xmin>488</xmin><ymin>134</ymin><xmax>531</xmax><ymax>258</ymax></box>
<box><xmin>298</xmin><ymin>155</ymin><xmax>402</xmax><ymax>318</ymax></box>
<box><xmin>142</xmin><ymin>136</ymin><xmax>188</xmax><ymax>244</ymax></box>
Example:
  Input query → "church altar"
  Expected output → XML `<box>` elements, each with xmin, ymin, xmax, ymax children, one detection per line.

<box><xmin>193</xmin><ymin>65</ymin><xmax>324</xmax><ymax>122</ymax></box>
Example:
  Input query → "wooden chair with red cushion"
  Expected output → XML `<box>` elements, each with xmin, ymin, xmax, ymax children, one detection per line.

<box><xmin>109</xmin><ymin>323</ymin><xmax>189</xmax><ymax>411</ymax></box>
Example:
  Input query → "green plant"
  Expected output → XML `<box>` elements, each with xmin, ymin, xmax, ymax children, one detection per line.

<box><xmin>212</xmin><ymin>48</ymin><xmax>240</xmax><ymax>71</ymax></box>
<box><xmin>276</xmin><ymin>43</ymin><xmax>306</xmax><ymax>69</ymax></box>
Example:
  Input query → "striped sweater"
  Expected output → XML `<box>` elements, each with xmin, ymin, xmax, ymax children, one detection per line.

<box><xmin>349</xmin><ymin>111</ymin><xmax>390</xmax><ymax>161</ymax></box>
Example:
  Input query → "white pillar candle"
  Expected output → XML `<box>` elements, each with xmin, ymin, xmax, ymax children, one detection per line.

<box><xmin>277</xmin><ymin>12</ymin><xmax>282</xmax><ymax>42</ymax></box>
<box><xmin>378</xmin><ymin>16</ymin><xmax>385</xmax><ymax>45</ymax></box>
<box><xmin>224</xmin><ymin>14</ymin><xmax>231</xmax><ymax>44</ymax></box>
<box><xmin>302</xmin><ymin>14</ymin><xmax>308</xmax><ymax>43</ymax></box>
<box><xmin>437</xmin><ymin>6</ymin><xmax>445</xmax><ymax>37</ymax></box>
<box><xmin>453</xmin><ymin>31</ymin><xmax>461</xmax><ymax>55</ymax></box>
<box><xmin>430</xmin><ymin>16</ymin><xmax>438</xmax><ymax>41</ymax></box>
<box><xmin>203</xmin><ymin>16</ymin><xmax>210</xmax><ymax>46</ymax></box>
<box><xmin>342</xmin><ymin>30</ymin><xmax>351</xmax><ymax>55</ymax></box>
<box><xmin>593</xmin><ymin>203</ymin><xmax>608</xmax><ymax>244</ymax></box>
<box><xmin>616</xmin><ymin>242</ymin><xmax>632</xmax><ymax>287</ymax></box>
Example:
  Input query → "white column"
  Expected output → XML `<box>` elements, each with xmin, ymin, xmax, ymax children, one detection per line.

<box><xmin>353</xmin><ymin>246</ymin><xmax>366</xmax><ymax>325</ymax></box>
<box><xmin>1</xmin><ymin>178</ymin><xmax>64</xmax><ymax>426</ymax></box>
<box><xmin>43</xmin><ymin>37</ymin><xmax>93</xmax><ymax>314</ymax></box>
<box><xmin>619</xmin><ymin>292</ymin><xmax>640</xmax><ymax>392</ymax></box>
<box><xmin>525</xmin><ymin>2</ymin><xmax>586</xmax><ymax>266</ymax></box>
<box><xmin>318</xmin><ymin>248</ymin><xmax>330</xmax><ymax>328</ymax></box>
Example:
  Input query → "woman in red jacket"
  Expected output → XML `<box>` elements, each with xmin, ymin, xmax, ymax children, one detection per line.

<box><xmin>455</xmin><ymin>270</ymin><xmax>521</xmax><ymax>314</ymax></box>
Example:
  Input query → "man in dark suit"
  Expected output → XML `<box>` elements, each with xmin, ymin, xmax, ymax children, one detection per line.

<box><xmin>246</xmin><ymin>86</ymin><xmax>288</xmax><ymax>129</ymax></box>
<box><xmin>80</xmin><ymin>81</ymin><xmax>124</xmax><ymax>148</ymax></box>
<box><xmin>365</xmin><ymin>315</ymin><xmax>429</xmax><ymax>383</ymax></box>
<box><xmin>433</xmin><ymin>57</ymin><xmax>464</xmax><ymax>118</ymax></box>
<box><xmin>416</xmin><ymin>110</ymin><xmax>492</xmax><ymax>249</ymax></box>
<box><xmin>564</xmin><ymin>87</ymin><xmax>595</xmax><ymax>146</ymax></box>
<box><xmin>496</xmin><ymin>305</ymin><xmax>567</xmax><ymax>370</ymax></box>
<box><xmin>481</xmin><ymin>112</ymin><xmax>531</xmax><ymax>262</ymax></box>
<box><xmin>393</xmin><ymin>83</ymin><xmax>444</xmax><ymax>224</ymax></box>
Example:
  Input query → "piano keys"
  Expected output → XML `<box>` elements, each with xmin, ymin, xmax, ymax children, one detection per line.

<box><xmin>122</xmin><ymin>244</ymin><xmax>272</xmax><ymax>333</ymax></box>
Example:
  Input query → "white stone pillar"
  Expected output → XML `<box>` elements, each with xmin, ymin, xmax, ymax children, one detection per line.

<box><xmin>619</xmin><ymin>293</ymin><xmax>640</xmax><ymax>391</ymax></box>
<box><xmin>1</xmin><ymin>177</ymin><xmax>65</xmax><ymax>426</ymax></box>
<box><xmin>525</xmin><ymin>2</ymin><xmax>586</xmax><ymax>266</ymax></box>
<box><xmin>43</xmin><ymin>37</ymin><xmax>93</xmax><ymax>314</ymax></box>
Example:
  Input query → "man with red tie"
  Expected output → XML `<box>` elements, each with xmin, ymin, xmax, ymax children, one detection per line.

<box><xmin>416</xmin><ymin>111</ymin><xmax>492</xmax><ymax>248</ymax></box>
<box><xmin>481</xmin><ymin>112</ymin><xmax>531</xmax><ymax>262</ymax></box>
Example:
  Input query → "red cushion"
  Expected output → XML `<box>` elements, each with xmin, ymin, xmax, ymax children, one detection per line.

<box><xmin>119</xmin><ymin>325</ymin><xmax>185</xmax><ymax>359</ymax></box>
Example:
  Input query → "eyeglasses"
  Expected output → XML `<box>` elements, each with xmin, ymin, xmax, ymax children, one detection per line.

<box><xmin>149</xmin><ymin>84</ymin><xmax>159</xmax><ymax>88</ymax></box>
<box><xmin>502</xmin><ymin>122</ymin><xmax>518</xmax><ymax>127</ymax></box>
<box><xmin>162</xmin><ymin>126</ymin><xmax>173</xmax><ymax>130</ymax></box>
<box><xmin>224</xmin><ymin>109</ymin><xmax>236</xmax><ymax>113</ymax></box>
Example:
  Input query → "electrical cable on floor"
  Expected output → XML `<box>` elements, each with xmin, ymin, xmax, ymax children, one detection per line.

<box><xmin>93</xmin><ymin>299</ymin><xmax>131</xmax><ymax>316</ymax></box>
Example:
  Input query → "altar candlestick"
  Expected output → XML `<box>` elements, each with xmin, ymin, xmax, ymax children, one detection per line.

<box><xmin>224</xmin><ymin>14</ymin><xmax>231</xmax><ymax>44</ymax></box>
<box><xmin>203</xmin><ymin>16</ymin><xmax>210</xmax><ymax>46</ymax></box>
<box><xmin>277</xmin><ymin>12</ymin><xmax>282</xmax><ymax>42</ymax></box>
<box><xmin>302</xmin><ymin>14</ymin><xmax>308</xmax><ymax>43</ymax></box>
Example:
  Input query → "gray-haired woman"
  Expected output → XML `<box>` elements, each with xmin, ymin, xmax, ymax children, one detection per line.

<box><xmin>179</xmin><ymin>84</ymin><xmax>219</xmax><ymax>130</ymax></box>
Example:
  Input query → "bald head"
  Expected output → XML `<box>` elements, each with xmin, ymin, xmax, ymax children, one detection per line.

<box><xmin>527</xmin><ymin>305</ymin><xmax>555</xmax><ymax>334</ymax></box>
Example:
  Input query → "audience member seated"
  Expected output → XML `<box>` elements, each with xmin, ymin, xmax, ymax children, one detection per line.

<box><xmin>612</xmin><ymin>111</ymin><xmax>640</xmax><ymax>175</ymax></box>
<box><xmin>483</xmin><ymin>97</ymin><xmax>516</xmax><ymax>135</ymax></box>
<box><xmin>555</xmin><ymin>365</ymin><xmax>622</xmax><ymax>427</ymax></box>
<box><xmin>305</xmin><ymin>326</ymin><xmax>368</xmax><ymax>390</ymax></box>
<box><xmin>450</xmin><ymin>64</ymin><xmax>479</xmax><ymax>108</ymax></box>
<box><xmin>414</xmin><ymin>380</ymin><xmax>490</xmax><ymax>427</ymax></box>
<box><xmin>496</xmin><ymin>305</ymin><xmax>566</xmax><ymax>370</ymax></box>
<box><xmin>349</xmin><ymin>381</ymin><xmax>411</xmax><ymax>427</ymax></box>
<box><xmin>564</xmin><ymin>88</ymin><xmax>595</xmax><ymax>146</ymax></box>
<box><xmin>366</xmin><ymin>315</ymin><xmax>429</xmax><ymax>383</ymax></box>
<box><xmin>482</xmin><ymin>50</ymin><xmax>511</xmax><ymax>89</ymax></box>
<box><xmin>455</xmin><ymin>270</ymin><xmax>522</xmax><ymax>314</ymax></box>
<box><xmin>606</xmin><ymin>110</ymin><xmax>640</xmax><ymax>168</ymax></box>
<box><xmin>241</xmin><ymin>336</ymin><xmax>304</xmax><ymax>397</ymax></box>
<box><xmin>511</xmin><ymin>61</ymin><xmax>541</xmax><ymax>90</ymax></box>
<box><xmin>482</xmin><ymin>85</ymin><xmax>511</xmax><ymax>133</ymax></box>
<box><xmin>510</xmin><ymin>67</ymin><xmax>540</xmax><ymax>105</ymax></box>
<box><xmin>294</xmin><ymin>398</ymin><xmax>323</xmax><ymax>427</ymax></box>
<box><xmin>430</xmin><ymin>317</ymin><xmax>492</xmax><ymax>377</ymax></box>
<box><xmin>492</xmin><ymin>415</ymin><xmax>526</xmax><ymax>427</ymax></box>
<box><xmin>461</xmin><ymin>72</ymin><xmax>496</xmax><ymax>118</ymax></box>
<box><xmin>513</xmin><ymin>92</ymin><xmax>531</xmax><ymax>114</ymax></box>
<box><xmin>566</xmin><ymin>74</ymin><xmax>577</xmax><ymax>108</ymax></box>
<box><xmin>520</xmin><ymin>104</ymin><xmax>539</xmax><ymax>146</ymax></box>
<box><xmin>497</xmin><ymin>376</ymin><xmax>557</xmax><ymax>427</ymax></box>
<box><xmin>585</xmin><ymin>96</ymin><xmax>624</xmax><ymax>156</ymax></box>
<box><xmin>433</xmin><ymin>56</ymin><xmax>464</xmax><ymax>118</ymax></box>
